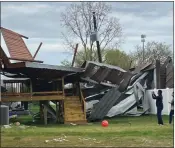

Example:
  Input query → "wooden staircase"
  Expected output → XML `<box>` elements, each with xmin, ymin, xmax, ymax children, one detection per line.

<box><xmin>64</xmin><ymin>96</ymin><xmax>87</xmax><ymax>124</ymax></box>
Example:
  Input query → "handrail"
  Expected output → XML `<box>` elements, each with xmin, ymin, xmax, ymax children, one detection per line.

<box><xmin>80</xmin><ymin>90</ymin><xmax>86</xmax><ymax>120</ymax></box>
<box><xmin>1</xmin><ymin>91</ymin><xmax>63</xmax><ymax>97</ymax></box>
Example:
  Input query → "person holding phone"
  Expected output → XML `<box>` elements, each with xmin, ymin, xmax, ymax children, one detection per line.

<box><xmin>152</xmin><ymin>90</ymin><xmax>164</xmax><ymax>125</ymax></box>
<box><xmin>169</xmin><ymin>92</ymin><xmax>174</xmax><ymax>124</ymax></box>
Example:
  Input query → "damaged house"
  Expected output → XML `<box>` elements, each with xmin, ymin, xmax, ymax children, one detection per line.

<box><xmin>0</xmin><ymin>27</ymin><xmax>174</xmax><ymax>124</ymax></box>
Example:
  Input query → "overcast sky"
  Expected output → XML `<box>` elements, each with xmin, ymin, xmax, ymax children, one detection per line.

<box><xmin>1</xmin><ymin>2</ymin><xmax>173</xmax><ymax>65</ymax></box>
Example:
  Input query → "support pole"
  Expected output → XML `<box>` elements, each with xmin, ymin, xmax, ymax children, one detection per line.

<box><xmin>62</xmin><ymin>78</ymin><xmax>65</xmax><ymax>123</ymax></box>
<box><xmin>72</xmin><ymin>44</ymin><xmax>78</xmax><ymax>67</ymax></box>
<box><xmin>143</xmin><ymin>41</ymin><xmax>145</xmax><ymax>63</ymax></box>
<box><xmin>39</xmin><ymin>101</ymin><xmax>43</xmax><ymax>121</ymax></box>
<box><xmin>43</xmin><ymin>104</ymin><xmax>47</xmax><ymax>125</ymax></box>
<box><xmin>56</xmin><ymin>101</ymin><xmax>59</xmax><ymax>123</ymax></box>
<box><xmin>62</xmin><ymin>77</ymin><xmax>65</xmax><ymax>96</ymax></box>
<box><xmin>30</xmin><ymin>79</ymin><xmax>33</xmax><ymax>98</ymax></box>
<box><xmin>93</xmin><ymin>12</ymin><xmax>102</xmax><ymax>63</ymax></box>
<box><xmin>33</xmin><ymin>42</ymin><xmax>42</xmax><ymax>59</ymax></box>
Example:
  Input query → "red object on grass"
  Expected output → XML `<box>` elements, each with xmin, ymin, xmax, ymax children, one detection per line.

<box><xmin>101</xmin><ymin>120</ymin><xmax>108</xmax><ymax>127</ymax></box>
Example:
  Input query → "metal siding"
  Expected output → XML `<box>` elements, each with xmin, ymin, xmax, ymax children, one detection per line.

<box><xmin>89</xmin><ymin>87</ymin><xmax>121</xmax><ymax>121</ymax></box>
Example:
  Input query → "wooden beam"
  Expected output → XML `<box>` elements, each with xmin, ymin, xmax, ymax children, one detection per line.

<box><xmin>8</xmin><ymin>57</ymin><xmax>43</xmax><ymax>63</ymax></box>
<box><xmin>2</xmin><ymin>91</ymin><xmax>63</xmax><ymax>97</ymax></box>
<box><xmin>62</xmin><ymin>77</ymin><xmax>65</xmax><ymax>96</ymax></box>
<box><xmin>33</xmin><ymin>42</ymin><xmax>42</xmax><ymax>59</ymax></box>
<box><xmin>33</xmin><ymin>91</ymin><xmax>63</xmax><ymax>95</ymax></box>
<box><xmin>56</xmin><ymin>102</ymin><xmax>60</xmax><ymax>123</ymax></box>
<box><xmin>40</xmin><ymin>101</ymin><xmax>44</xmax><ymax>121</ymax></box>
<box><xmin>43</xmin><ymin>104</ymin><xmax>47</xmax><ymax>125</ymax></box>
<box><xmin>1</xmin><ymin>95</ymin><xmax>64</xmax><ymax>102</ymax></box>
<box><xmin>30</xmin><ymin>79</ymin><xmax>33</xmax><ymax>98</ymax></box>
<box><xmin>71</xmin><ymin>43</ymin><xmax>78</xmax><ymax>67</ymax></box>
<box><xmin>61</xmin><ymin>100</ymin><xmax>64</xmax><ymax>124</ymax></box>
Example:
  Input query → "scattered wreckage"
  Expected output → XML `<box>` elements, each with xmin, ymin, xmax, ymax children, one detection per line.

<box><xmin>0</xmin><ymin>27</ymin><xmax>174</xmax><ymax>124</ymax></box>
<box><xmin>81</xmin><ymin>59</ymin><xmax>173</xmax><ymax>121</ymax></box>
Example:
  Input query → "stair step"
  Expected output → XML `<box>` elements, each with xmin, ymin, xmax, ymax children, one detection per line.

<box><xmin>65</xmin><ymin>117</ymin><xmax>86</xmax><ymax>122</ymax></box>
<box><xmin>65</xmin><ymin>99</ymin><xmax>79</xmax><ymax>101</ymax></box>
<box><xmin>65</xmin><ymin>112</ymin><xmax>84</xmax><ymax>118</ymax></box>
<box><xmin>65</xmin><ymin>96</ymin><xmax>79</xmax><ymax>100</ymax></box>
<box><xmin>64</xmin><ymin>105</ymin><xmax>82</xmax><ymax>108</ymax></box>
<box><xmin>64</xmin><ymin>104</ymin><xmax>82</xmax><ymax>107</ymax></box>
<box><xmin>65</xmin><ymin>112</ymin><xmax>84</xmax><ymax>116</ymax></box>
<box><xmin>64</xmin><ymin>101</ymin><xmax>81</xmax><ymax>104</ymax></box>
<box><xmin>64</xmin><ymin>95</ymin><xmax>86</xmax><ymax>124</ymax></box>
<box><xmin>64</xmin><ymin>109</ymin><xmax>83</xmax><ymax>113</ymax></box>
<box><xmin>64</xmin><ymin>120</ymin><xmax>87</xmax><ymax>125</ymax></box>
<box><xmin>64</xmin><ymin>111</ymin><xmax>84</xmax><ymax>114</ymax></box>
<box><xmin>65</xmin><ymin>113</ymin><xmax>85</xmax><ymax>118</ymax></box>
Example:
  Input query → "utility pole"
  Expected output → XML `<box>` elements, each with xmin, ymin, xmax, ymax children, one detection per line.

<box><xmin>92</xmin><ymin>12</ymin><xmax>102</xmax><ymax>63</ymax></box>
<box><xmin>71</xmin><ymin>44</ymin><xmax>78</xmax><ymax>67</ymax></box>
<box><xmin>141</xmin><ymin>34</ymin><xmax>146</xmax><ymax>63</ymax></box>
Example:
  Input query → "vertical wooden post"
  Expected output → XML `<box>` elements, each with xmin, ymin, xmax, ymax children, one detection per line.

<box><xmin>59</xmin><ymin>101</ymin><xmax>61</xmax><ymax>123</ymax></box>
<box><xmin>156</xmin><ymin>60</ymin><xmax>161</xmax><ymax>89</ymax></box>
<box><xmin>21</xmin><ymin>83</ymin><xmax>23</xmax><ymax>93</ymax></box>
<box><xmin>39</xmin><ymin>101</ymin><xmax>43</xmax><ymax>121</ymax></box>
<box><xmin>62</xmin><ymin>77</ymin><xmax>65</xmax><ymax>96</ymax></box>
<box><xmin>61</xmin><ymin>100</ymin><xmax>64</xmax><ymax>124</ymax></box>
<box><xmin>4</xmin><ymin>83</ymin><xmax>6</xmax><ymax>94</ymax></box>
<box><xmin>43</xmin><ymin>104</ymin><xmax>47</xmax><ymax>125</ymax></box>
<box><xmin>62</xmin><ymin>77</ymin><xmax>65</xmax><ymax>123</ymax></box>
<box><xmin>56</xmin><ymin>101</ymin><xmax>59</xmax><ymax>123</ymax></box>
<box><xmin>30</xmin><ymin>79</ymin><xmax>33</xmax><ymax>98</ymax></box>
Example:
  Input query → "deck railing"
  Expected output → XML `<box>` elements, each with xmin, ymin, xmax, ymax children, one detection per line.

<box><xmin>1</xmin><ymin>91</ymin><xmax>63</xmax><ymax>97</ymax></box>
<box><xmin>80</xmin><ymin>90</ymin><xmax>86</xmax><ymax>120</ymax></box>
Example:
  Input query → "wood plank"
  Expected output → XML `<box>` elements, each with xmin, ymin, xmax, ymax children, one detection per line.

<box><xmin>65</xmin><ymin>116</ymin><xmax>85</xmax><ymax>121</ymax></box>
<box><xmin>65</xmin><ymin>112</ymin><xmax>84</xmax><ymax>116</ymax></box>
<box><xmin>62</xmin><ymin>77</ymin><xmax>65</xmax><ymax>96</ymax></box>
<box><xmin>1</xmin><ymin>95</ymin><xmax>64</xmax><ymax>102</ymax></box>
<box><xmin>64</xmin><ymin>120</ymin><xmax>87</xmax><ymax>124</ymax></box>
<box><xmin>64</xmin><ymin>107</ymin><xmax>83</xmax><ymax>112</ymax></box>
<box><xmin>2</xmin><ymin>92</ymin><xmax>31</xmax><ymax>96</ymax></box>
<box><xmin>64</xmin><ymin>104</ymin><xmax>82</xmax><ymax>107</ymax></box>
<box><xmin>64</xmin><ymin>101</ymin><xmax>81</xmax><ymax>105</ymax></box>
<box><xmin>33</xmin><ymin>91</ymin><xmax>63</xmax><ymax>95</ymax></box>
<box><xmin>2</xmin><ymin>91</ymin><xmax>63</xmax><ymax>96</ymax></box>
<box><xmin>64</xmin><ymin>110</ymin><xmax>83</xmax><ymax>114</ymax></box>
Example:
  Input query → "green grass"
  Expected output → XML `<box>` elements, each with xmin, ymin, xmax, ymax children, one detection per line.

<box><xmin>1</xmin><ymin>115</ymin><xmax>174</xmax><ymax>147</ymax></box>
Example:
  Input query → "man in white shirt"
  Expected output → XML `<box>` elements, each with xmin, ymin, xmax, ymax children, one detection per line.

<box><xmin>169</xmin><ymin>92</ymin><xmax>174</xmax><ymax>124</ymax></box>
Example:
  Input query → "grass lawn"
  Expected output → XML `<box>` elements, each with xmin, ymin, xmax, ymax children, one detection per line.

<box><xmin>1</xmin><ymin>113</ymin><xmax>174</xmax><ymax>147</ymax></box>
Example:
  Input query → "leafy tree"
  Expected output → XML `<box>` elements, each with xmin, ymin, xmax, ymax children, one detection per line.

<box><xmin>61</xmin><ymin>2</ymin><xmax>123</xmax><ymax>61</ymax></box>
<box><xmin>60</xmin><ymin>59</ymin><xmax>72</xmax><ymax>67</ymax></box>
<box><xmin>61</xmin><ymin>48</ymin><xmax>132</xmax><ymax>70</ymax></box>
<box><xmin>75</xmin><ymin>48</ymin><xmax>108</xmax><ymax>66</ymax></box>
<box><xmin>132</xmin><ymin>41</ymin><xmax>173</xmax><ymax>65</ymax></box>
<box><xmin>104</xmin><ymin>49</ymin><xmax>132</xmax><ymax>70</ymax></box>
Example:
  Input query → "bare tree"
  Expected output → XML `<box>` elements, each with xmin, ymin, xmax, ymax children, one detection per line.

<box><xmin>60</xmin><ymin>2</ymin><xmax>122</xmax><ymax>61</ymax></box>
<box><xmin>131</xmin><ymin>41</ymin><xmax>173</xmax><ymax>66</ymax></box>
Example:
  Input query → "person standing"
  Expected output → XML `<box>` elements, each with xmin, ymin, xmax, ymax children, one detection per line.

<box><xmin>152</xmin><ymin>90</ymin><xmax>164</xmax><ymax>125</ymax></box>
<box><xmin>169</xmin><ymin>92</ymin><xmax>174</xmax><ymax>124</ymax></box>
